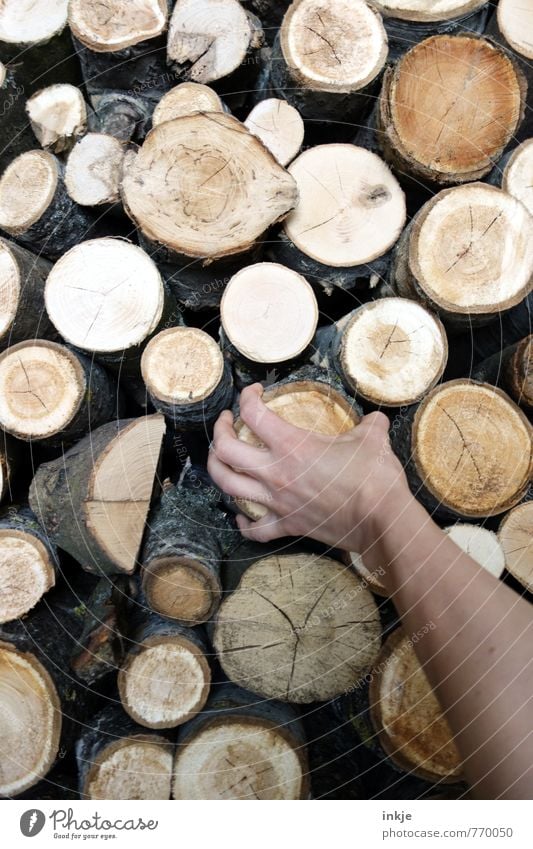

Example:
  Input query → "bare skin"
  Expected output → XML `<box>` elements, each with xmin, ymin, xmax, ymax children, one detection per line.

<box><xmin>208</xmin><ymin>383</ymin><xmax>533</xmax><ymax>799</ymax></box>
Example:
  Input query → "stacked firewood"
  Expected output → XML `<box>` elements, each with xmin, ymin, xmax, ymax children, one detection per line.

<box><xmin>0</xmin><ymin>0</ymin><xmax>531</xmax><ymax>801</ymax></box>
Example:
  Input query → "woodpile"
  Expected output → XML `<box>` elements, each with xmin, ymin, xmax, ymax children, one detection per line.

<box><xmin>0</xmin><ymin>0</ymin><xmax>531</xmax><ymax>802</ymax></box>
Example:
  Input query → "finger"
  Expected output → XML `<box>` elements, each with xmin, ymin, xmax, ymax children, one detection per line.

<box><xmin>212</xmin><ymin>409</ymin><xmax>267</xmax><ymax>471</ymax></box>
<box><xmin>208</xmin><ymin>451</ymin><xmax>271</xmax><ymax>504</ymax></box>
<box><xmin>236</xmin><ymin>511</ymin><xmax>286</xmax><ymax>543</ymax></box>
<box><xmin>239</xmin><ymin>384</ymin><xmax>300</xmax><ymax>449</ymax></box>
<box><xmin>361</xmin><ymin>411</ymin><xmax>391</xmax><ymax>433</ymax></box>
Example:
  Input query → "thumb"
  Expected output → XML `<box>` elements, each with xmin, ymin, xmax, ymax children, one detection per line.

<box><xmin>238</xmin><ymin>384</ymin><xmax>299</xmax><ymax>448</ymax></box>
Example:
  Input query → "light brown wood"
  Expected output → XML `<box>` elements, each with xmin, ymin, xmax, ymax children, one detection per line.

<box><xmin>173</xmin><ymin>717</ymin><xmax>306</xmax><ymax>799</ymax></box>
<box><xmin>379</xmin><ymin>35</ymin><xmax>525</xmax><ymax>183</ymax></box>
<box><xmin>235</xmin><ymin>379</ymin><xmax>360</xmax><ymax>519</ymax></box>
<box><xmin>221</xmin><ymin>262</ymin><xmax>318</xmax><ymax>364</ymax></box>
<box><xmin>85</xmin><ymin>736</ymin><xmax>173</xmax><ymax>800</ymax></box>
<box><xmin>141</xmin><ymin>327</ymin><xmax>224</xmax><ymax>405</ymax></box>
<box><xmin>413</xmin><ymin>381</ymin><xmax>533</xmax><ymax>518</ymax></box>
<box><xmin>279</xmin><ymin>0</ymin><xmax>388</xmax><ymax>93</ymax></box>
<box><xmin>121</xmin><ymin>113</ymin><xmax>297</xmax><ymax>262</ymax></box>
<box><xmin>167</xmin><ymin>0</ymin><xmax>262</xmax><ymax>84</ymax></box>
<box><xmin>45</xmin><ymin>238</ymin><xmax>165</xmax><ymax>355</ymax></box>
<box><xmin>0</xmin><ymin>641</ymin><xmax>61</xmax><ymax>797</ymax></box>
<box><xmin>0</xmin><ymin>340</ymin><xmax>85</xmax><ymax>441</ymax></box>
<box><xmin>85</xmin><ymin>415</ymin><xmax>166</xmax><ymax>574</ymax></box>
<box><xmin>497</xmin><ymin>0</ymin><xmax>533</xmax><ymax>60</ymax></box>
<box><xmin>284</xmin><ymin>145</ymin><xmax>406</xmax><ymax>268</ymax></box>
<box><xmin>69</xmin><ymin>0</ymin><xmax>168</xmax><ymax>52</ymax></box>
<box><xmin>0</xmin><ymin>530</ymin><xmax>55</xmax><ymax>624</ymax></box>
<box><xmin>65</xmin><ymin>133</ymin><xmax>126</xmax><ymax>206</ymax></box>
<box><xmin>0</xmin><ymin>150</ymin><xmax>58</xmax><ymax>235</ymax></box>
<box><xmin>118</xmin><ymin>635</ymin><xmax>211</xmax><ymax>729</ymax></box>
<box><xmin>370</xmin><ymin>630</ymin><xmax>462</xmax><ymax>782</ymax></box>
<box><xmin>26</xmin><ymin>84</ymin><xmax>87</xmax><ymax>153</ymax></box>
<box><xmin>369</xmin><ymin>0</ymin><xmax>487</xmax><ymax>22</ymax></box>
<box><xmin>502</xmin><ymin>140</ymin><xmax>533</xmax><ymax>217</ymax></box>
<box><xmin>344</xmin><ymin>550</ymin><xmax>388</xmax><ymax>596</ymax></box>
<box><xmin>338</xmin><ymin>298</ymin><xmax>447</xmax><ymax>406</ymax></box>
<box><xmin>407</xmin><ymin>184</ymin><xmax>533</xmax><ymax>319</ymax></box>
<box><xmin>143</xmin><ymin>557</ymin><xmax>220</xmax><ymax>623</ymax></box>
<box><xmin>0</xmin><ymin>0</ymin><xmax>68</xmax><ymax>45</ymax></box>
<box><xmin>498</xmin><ymin>503</ymin><xmax>533</xmax><ymax>593</ymax></box>
<box><xmin>152</xmin><ymin>83</ymin><xmax>224</xmax><ymax>126</ymax></box>
<box><xmin>245</xmin><ymin>99</ymin><xmax>304</xmax><ymax>166</ymax></box>
<box><xmin>444</xmin><ymin>524</ymin><xmax>506</xmax><ymax>579</ymax></box>
<box><xmin>214</xmin><ymin>552</ymin><xmax>381</xmax><ymax>702</ymax></box>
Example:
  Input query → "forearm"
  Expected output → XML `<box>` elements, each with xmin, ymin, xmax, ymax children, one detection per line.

<box><xmin>366</xmin><ymin>495</ymin><xmax>533</xmax><ymax>798</ymax></box>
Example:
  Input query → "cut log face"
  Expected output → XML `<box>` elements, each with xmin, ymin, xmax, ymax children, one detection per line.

<box><xmin>235</xmin><ymin>379</ymin><xmax>360</xmax><ymax>519</ymax></box>
<box><xmin>498</xmin><ymin>503</ymin><xmax>533</xmax><ymax>593</ymax></box>
<box><xmin>0</xmin><ymin>530</ymin><xmax>55</xmax><ymax>624</ymax></box>
<box><xmin>26</xmin><ymin>84</ymin><xmax>87</xmax><ymax>153</ymax></box>
<box><xmin>143</xmin><ymin>557</ymin><xmax>221</xmax><ymax>623</ymax></box>
<box><xmin>369</xmin><ymin>630</ymin><xmax>462</xmax><ymax>782</ymax></box>
<box><xmin>0</xmin><ymin>0</ymin><xmax>68</xmax><ymax>44</ymax></box>
<box><xmin>167</xmin><ymin>0</ymin><xmax>260</xmax><ymax>84</ymax></box>
<box><xmin>409</xmin><ymin>184</ymin><xmax>533</xmax><ymax>318</ymax></box>
<box><xmin>221</xmin><ymin>262</ymin><xmax>318</xmax><ymax>364</ymax></box>
<box><xmin>84</xmin><ymin>736</ymin><xmax>173</xmax><ymax>800</ymax></box>
<box><xmin>497</xmin><ymin>0</ymin><xmax>533</xmax><ymax>60</ymax></box>
<box><xmin>65</xmin><ymin>134</ymin><xmax>126</xmax><ymax>207</ymax></box>
<box><xmin>152</xmin><ymin>83</ymin><xmax>224</xmax><ymax>126</ymax></box>
<box><xmin>141</xmin><ymin>328</ymin><xmax>224</xmax><ymax>405</ymax></box>
<box><xmin>173</xmin><ymin>717</ymin><xmax>305</xmax><ymax>799</ymax></box>
<box><xmin>413</xmin><ymin>381</ymin><xmax>533</xmax><ymax>518</ymax></box>
<box><xmin>68</xmin><ymin>0</ymin><xmax>168</xmax><ymax>52</ymax></box>
<box><xmin>45</xmin><ymin>238</ymin><xmax>165</xmax><ymax>354</ymax></box>
<box><xmin>0</xmin><ymin>150</ymin><xmax>58</xmax><ymax>236</ymax></box>
<box><xmin>444</xmin><ymin>524</ymin><xmax>506</xmax><ymax>579</ymax></box>
<box><xmin>511</xmin><ymin>337</ymin><xmax>533</xmax><ymax>409</ymax></box>
<box><xmin>279</xmin><ymin>0</ymin><xmax>388</xmax><ymax>93</ymax></box>
<box><xmin>214</xmin><ymin>553</ymin><xmax>381</xmax><ymax>702</ymax></box>
<box><xmin>502</xmin><ymin>140</ymin><xmax>533</xmax><ymax>217</ymax></box>
<box><xmin>379</xmin><ymin>35</ymin><xmax>525</xmax><ymax>183</ymax></box>
<box><xmin>245</xmin><ymin>98</ymin><xmax>304</xmax><ymax>166</ymax></box>
<box><xmin>0</xmin><ymin>642</ymin><xmax>61</xmax><ymax>797</ymax></box>
<box><xmin>121</xmin><ymin>113</ymin><xmax>297</xmax><ymax>261</ymax></box>
<box><xmin>0</xmin><ymin>341</ymin><xmax>85</xmax><ymax>441</ymax></box>
<box><xmin>338</xmin><ymin>298</ymin><xmax>447</xmax><ymax>406</ymax></box>
<box><xmin>85</xmin><ymin>416</ymin><xmax>166</xmax><ymax>573</ymax></box>
<box><xmin>369</xmin><ymin>0</ymin><xmax>487</xmax><ymax>21</ymax></box>
<box><xmin>0</xmin><ymin>242</ymin><xmax>21</xmax><ymax>343</ymax></box>
<box><xmin>284</xmin><ymin>145</ymin><xmax>406</xmax><ymax>268</ymax></box>
<box><xmin>118</xmin><ymin>635</ymin><xmax>211</xmax><ymax>729</ymax></box>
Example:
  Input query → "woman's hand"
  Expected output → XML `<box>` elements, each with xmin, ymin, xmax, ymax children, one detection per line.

<box><xmin>207</xmin><ymin>383</ymin><xmax>412</xmax><ymax>553</ymax></box>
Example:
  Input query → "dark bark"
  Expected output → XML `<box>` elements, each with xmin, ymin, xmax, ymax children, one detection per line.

<box><xmin>472</xmin><ymin>336</ymin><xmax>532</xmax><ymax>409</ymax></box>
<box><xmin>242</xmin><ymin>1</ymin><xmax>290</xmax><ymax>45</ymax></box>
<box><xmin>0</xmin><ymin>63</ymin><xmax>36</xmax><ymax>171</ymax></box>
<box><xmin>0</xmin><ymin>238</ymin><xmax>56</xmax><ymax>348</ymax></box>
<box><xmin>72</xmin><ymin>35</ymin><xmax>172</xmax><ymax>103</ymax></box>
<box><xmin>70</xmin><ymin>576</ymin><xmax>135</xmax><ymax>686</ymax></box>
<box><xmin>220</xmin><ymin>327</ymin><xmax>314</xmax><ymax>390</ymax></box>
<box><xmin>380</xmin><ymin>4</ymin><xmax>491</xmax><ymax>62</ymax></box>
<box><xmin>142</xmin><ymin>477</ymin><xmax>238</xmax><ymax>624</ymax></box>
<box><xmin>268</xmin><ymin>230</ymin><xmax>394</xmax><ymax>297</ymax></box>
<box><xmin>0</xmin><ymin>28</ymin><xmax>82</xmax><ymax>97</ymax></box>
<box><xmin>90</xmin><ymin>90</ymin><xmax>153</xmax><ymax>142</ymax></box>
<box><xmin>473</xmin><ymin>294</ymin><xmax>532</xmax><ymax>362</ymax></box>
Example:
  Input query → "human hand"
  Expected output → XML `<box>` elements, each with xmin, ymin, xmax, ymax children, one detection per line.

<box><xmin>208</xmin><ymin>383</ymin><xmax>412</xmax><ymax>553</ymax></box>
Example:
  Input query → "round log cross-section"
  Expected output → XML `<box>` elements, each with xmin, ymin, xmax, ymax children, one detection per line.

<box><xmin>369</xmin><ymin>629</ymin><xmax>462</xmax><ymax>783</ymax></box>
<box><xmin>498</xmin><ymin>503</ymin><xmax>533</xmax><ymax>594</ymax></box>
<box><xmin>214</xmin><ymin>552</ymin><xmax>381</xmax><ymax>703</ymax></box>
<box><xmin>408</xmin><ymin>381</ymin><xmax>533</xmax><ymax>519</ymax></box>
<box><xmin>121</xmin><ymin>113</ymin><xmax>297</xmax><ymax>263</ymax></box>
<box><xmin>378</xmin><ymin>34</ymin><xmax>525</xmax><ymax>184</ymax></box>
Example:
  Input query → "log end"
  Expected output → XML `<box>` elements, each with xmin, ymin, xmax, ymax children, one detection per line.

<box><xmin>445</xmin><ymin>523</ymin><xmax>506</xmax><ymax>579</ymax></box>
<box><xmin>26</xmin><ymin>84</ymin><xmax>87</xmax><ymax>154</ymax></box>
<box><xmin>498</xmin><ymin>502</ymin><xmax>533</xmax><ymax>593</ymax></box>
<box><xmin>83</xmin><ymin>735</ymin><xmax>173</xmax><ymax>800</ymax></box>
<box><xmin>0</xmin><ymin>641</ymin><xmax>61</xmax><ymax>797</ymax></box>
<box><xmin>152</xmin><ymin>83</ymin><xmax>224</xmax><ymax>126</ymax></box>
<box><xmin>143</xmin><ymin>555</ymin><xmax>222</xmax><ymax>624</ymax></box>
<box><xmin>0</xmin><ymin>529</ymin><xmax>55</xmax><ymax>624</ymax></box>
<box><xmin>65</xmin><ymin>133</ymin><xmax>126</xmax><ymax>206</ymax></box>
<box><xmin>69</xmin><ymin>0</ymin><xmax>168</xmax><ymax>52</ymax></box>
<box><xmin>0</xmin><ymin>150</ymin><xmax>58</xmax><ymax>236</ymax></box>
<box><xmin>141</xmin><ymin>327</ymin><xmax>224</xmax><ymax>405</ymax></box>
